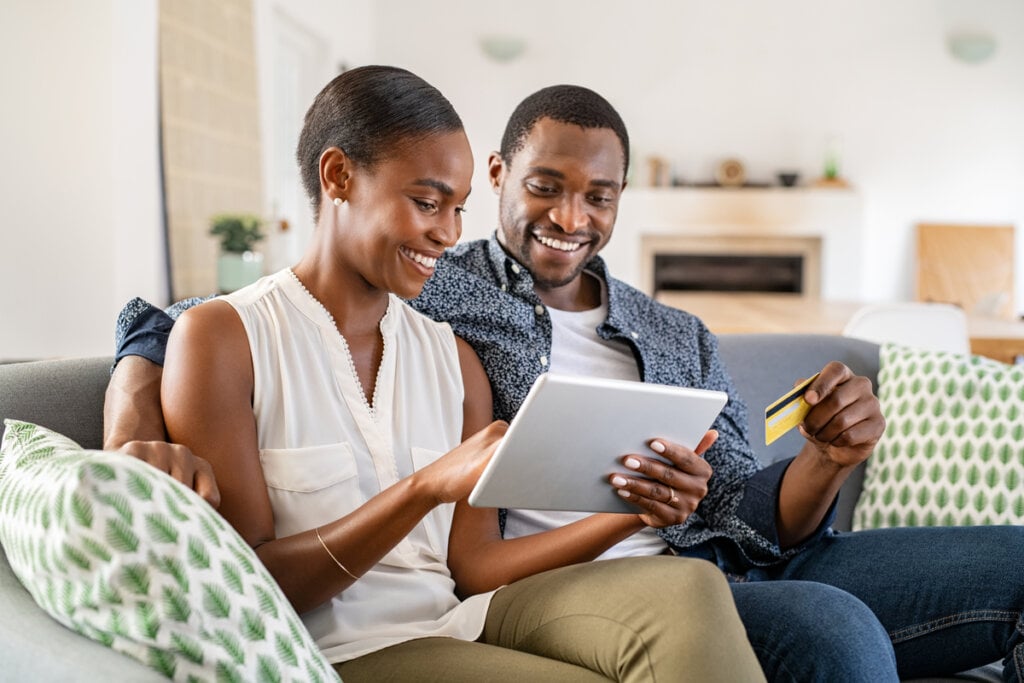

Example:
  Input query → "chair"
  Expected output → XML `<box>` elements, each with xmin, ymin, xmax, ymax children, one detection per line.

<box><xmin>842</xmin><ymin>302</ymin><xmax>970</xmax><ymax>354</ymax></box>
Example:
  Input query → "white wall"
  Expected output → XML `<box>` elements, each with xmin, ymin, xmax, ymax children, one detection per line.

<box><xmin>0</xmin><ymin>0</ymin><xmax>151</xmax><ymax>360</ymax></box>
<box><xmin>372</xmin><ymin>0</ymin><xmax>1024</xmax><ymax>309</ymax></box>
<box><xmin>252</xmin><ymin>0</ymin><xmax>376</xmax><ymax>272</ymax></box>
<box><xmin>111</xmin><ymin>0</ymin><xmax>164</xmax><ymax>322</ymax></box>
<box><xmin>2</xmin><ymin>0</ymin><xmax>1021</xmax><ymax>359</ymax></box>
<box><xmin>0</xmin><ymin>0</ymin><xmax>374</xmax><ymax>361</ymax></box>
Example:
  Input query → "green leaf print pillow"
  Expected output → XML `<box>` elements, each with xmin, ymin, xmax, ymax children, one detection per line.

<box><xmin>853</xmin><ymin>345</ymin><xmax>1024</xmax><ymax>530</ymax></box>
<box><xmin>0</xmin><ymin>420</ymin><xmax>339</xmax><ymax>682</ymax></box>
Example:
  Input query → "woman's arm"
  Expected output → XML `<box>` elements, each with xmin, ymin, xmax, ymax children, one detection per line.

<box><xmin>447</xmin><ymin>338</ymin><xmax>650</xmax><ymax>597</ymax></box>
<box><xmin>162</xmin><ymin>301</ymin><xmax>502</xmax><ymax>614</ymax></box>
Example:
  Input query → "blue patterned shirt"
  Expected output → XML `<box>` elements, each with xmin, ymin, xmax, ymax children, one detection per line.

<box><xmin>115</xmin><ymin>234</ymin><xmax>834</xmax><ymax>569</ymax></box>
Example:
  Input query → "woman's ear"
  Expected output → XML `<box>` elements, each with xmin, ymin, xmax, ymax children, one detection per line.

<box><xmin>487</xmin><ymin>151</ymin><xmax>505</xmax><ymax>194</ymax></box>
<box><xmin>320</xmin><ymin>147</ymin><xmax>351</xmax><ymax>203</ymax></box>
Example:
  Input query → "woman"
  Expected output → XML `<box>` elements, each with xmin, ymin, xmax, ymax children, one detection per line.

<box><xmin>161</xmin><ymin>65</ymin><xmax>763</xmax><ymax>682</ymax></box>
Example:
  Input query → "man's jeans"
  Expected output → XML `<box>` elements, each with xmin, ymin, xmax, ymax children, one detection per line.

<box><xmin>719</xmin><ymin>526</ymin><xmax>1023</xmax><ymax>682</ymax></box>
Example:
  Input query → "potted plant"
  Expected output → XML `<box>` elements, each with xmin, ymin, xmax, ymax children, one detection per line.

<box><xmin>210</xmin><ymin>213</ymin><xmax>265</xmax><ymax>293</ymax></box>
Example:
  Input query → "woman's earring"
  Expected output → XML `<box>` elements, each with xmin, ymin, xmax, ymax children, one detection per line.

<box><xmin>333</xmin><ymin>197</ymin><xmax>345</xmax><ymax>207</ymax></box>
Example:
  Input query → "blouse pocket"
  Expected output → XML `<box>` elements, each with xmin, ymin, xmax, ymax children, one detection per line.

<box><xmin>409</xmin><ymin>447</ymin><xmax>455</xmax><ymax>557</ymax></box>
<box><xmin>260</xmin><ymin>442</ymin><xmax>363</xmax><ymax>537</ymax></box>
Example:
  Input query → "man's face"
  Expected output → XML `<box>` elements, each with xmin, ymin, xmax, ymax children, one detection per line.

<box><xmin>491</xmin><ymin>118</ymin><xmax>625</xmax><ymax>299</ymax></box>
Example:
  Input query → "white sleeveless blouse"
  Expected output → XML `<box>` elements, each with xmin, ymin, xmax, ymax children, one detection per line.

<box><xmin>221</xmin><ymin>269</ymin><xmax>494</xmax><ymax>663</ymax></box>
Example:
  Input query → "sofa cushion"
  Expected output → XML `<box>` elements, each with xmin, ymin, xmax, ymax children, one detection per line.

<box><xmin>853</xmin><ymin>345</ymin><xmax>1024</xmax><ymax>530</ymax></box>
<box><xmin>0</xmin><ymin>419</ymin><xmax>339</xmax><ymax>683</ymax></box>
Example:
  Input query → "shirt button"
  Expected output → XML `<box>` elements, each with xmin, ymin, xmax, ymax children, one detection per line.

<box><xmin>534</xmin><ymin>304</ymin><xmax>545</xmax><ymax>315</ymax></box>
<box><xmin>511</xmin><ymin>264</ymin><xmax>521</xmax><ymax>274</ymax></box>
<box><xmin>540</xmin><ymin>355</ymin><xmax>548</xmax><ymax>366</ymax></box>
<box><xmin>630</xmin><ymin>331</ymin><xmax>639</xmax><ymax>339</ymax></box>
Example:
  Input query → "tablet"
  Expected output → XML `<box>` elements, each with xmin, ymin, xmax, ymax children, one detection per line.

<box><xmin>468</xmin><ymin>373</ymin><xmax>728</xmax><ymax>514</ymax></box>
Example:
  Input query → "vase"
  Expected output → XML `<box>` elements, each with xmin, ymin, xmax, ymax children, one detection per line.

<box><xmin>217</xmin><ymin>251</ymin><xmax>264</xmax><ymax>293</ymax></box>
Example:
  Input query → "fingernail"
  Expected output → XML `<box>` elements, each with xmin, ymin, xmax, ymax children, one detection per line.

<box><xmin>618</xmin><ymin>489</ymin><xmax>631</xmax><ymax>498</ymax></box>
<box><xmin>624</xmin><ymin>457</ymin><xmax>641</xmax><ymax>470</ymax></box>
<box><xmin>611</xmin><ymin>475</ymin><xmax>628</xmax><ymax>487</ymax></box>
<box><xmin>650</xmin><ymin>440</ymin><xmax>666</xmax><ymax>454</ymax></box>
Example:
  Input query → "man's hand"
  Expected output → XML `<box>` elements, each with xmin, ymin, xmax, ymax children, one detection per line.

<box><xmin>609</xmin><ymin>430</ymin><xmax>717</xmax><ymax>527</ymax></box>
<box><xmin>117</xmin><ymin>440</ymin><xmax>221</xmax><ymax>509</ymax></box>
<box><xmin>776</xmin><ymin>362</ymin><xmax>884</xmax><ymax>548</ymax></box>
<box><xmin>798</xmin><ymin>361</ymin><xmax>885</xmax><ymax>470</ymax></box>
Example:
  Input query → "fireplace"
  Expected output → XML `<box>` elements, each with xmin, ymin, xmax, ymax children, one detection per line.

<box><xmin>641</xmin><ymin>234</ymin><xmax>822</xmax><ymax>298</ymax></box>
<box><xmin>609</xmin><ymin>187</ymin><xmax>863</xmax><ymax>300</ymax></box>
<box><xmin>653</xmin><ymin>253</ymin><xmax>805</xmax><ymax>294</ymax></box>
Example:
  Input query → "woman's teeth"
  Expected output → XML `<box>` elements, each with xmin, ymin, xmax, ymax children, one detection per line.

<box><xmin>401</xmin><ymin>247</ymin><xmax>437</xmax><ymax>268</ymax></box>
<box><xmin>535</xmin><ymin>235</ymin><xmax>582</xmax><ymax>252</ymax></box>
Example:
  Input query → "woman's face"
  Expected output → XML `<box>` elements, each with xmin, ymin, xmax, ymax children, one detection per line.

<box><xmin>342</xmin><ymin>130</ymin><xmax>473</xmax><ymax>299</ymax></box>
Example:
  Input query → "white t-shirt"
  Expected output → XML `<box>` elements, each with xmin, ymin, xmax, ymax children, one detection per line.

<box><xmin>222</xmin><ymin>269</ymin><xmax>494</xmax><ymax>663</ymax></box>
<box><xmin>503</xmin><ymin>274</ymin><xmax>669</xmax><ymax>560</ymax></box>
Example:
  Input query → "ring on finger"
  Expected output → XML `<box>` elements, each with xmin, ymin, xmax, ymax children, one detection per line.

<box><xmin>669</xmin><ymin>488</ymin><xmax>679</xmax><ymax>504</ymax></box>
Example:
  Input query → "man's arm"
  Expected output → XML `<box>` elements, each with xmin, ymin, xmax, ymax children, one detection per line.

<box><xmin>103</xmin><ymin>355</ymin><xmax>166</xmax><ymax>448</ymax></box>
<box><xmin>104</xmin><ymin>297</ymin><xmax>220</xmax><ymax>507</ymax></box>
<box><xmin>775</xmin><ymin>362</ymin><xmax>884</xmax><ymax>547</ymax></box>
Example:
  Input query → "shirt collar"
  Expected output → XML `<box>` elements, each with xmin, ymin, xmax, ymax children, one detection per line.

<box><xmin>483</xmin><ymin>231</ymin><xmax>621</xmax><ymax>315</ymax></box>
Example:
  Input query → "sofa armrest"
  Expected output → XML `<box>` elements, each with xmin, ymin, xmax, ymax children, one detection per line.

<box><xmin>0</xmin><ymin>358</ymin><xmax>150</xmax><ymax>676</ymax></box>
<box><xmin>717</xmin><ymin>334</ymin><xmax>880</xmax><ymax>531</ymax></box>
<box><xmin>1</xmin><ymin>545</ymin><xmax>164</xmax><ymax>681</ymax></box>
<box><xmin>0</xmin><ymin>356</ymin><xmax>113</xmax><ymax>450</ymax></box>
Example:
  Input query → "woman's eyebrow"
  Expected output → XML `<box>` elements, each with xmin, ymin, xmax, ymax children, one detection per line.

<box><xmin>412</xmin><ymin>178</ymin><xmax>455</xmax><ymax>195</ymax></box>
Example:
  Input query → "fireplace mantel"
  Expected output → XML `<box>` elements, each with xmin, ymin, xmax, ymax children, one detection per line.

<box><xmin>609</xmin><ymin>187</ymin><xmax>864</xmax><ymax>300</ymax></box>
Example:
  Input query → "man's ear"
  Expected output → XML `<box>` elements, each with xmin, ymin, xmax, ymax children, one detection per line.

<box><xmin>320</xmin><ymin>147</ymin><xmax>352</xmax><ymax>202</ymax></box>
<box><xmin>487</xmin><ymin>151</ymin><xmax>505</xmax><ymax>194</ymax></box>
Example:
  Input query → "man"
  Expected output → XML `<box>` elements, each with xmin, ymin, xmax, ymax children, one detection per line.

<box><xmin>107</xmin><ymin>85</ymin><xmax>1023</xmax><ymax>682</ymax></box>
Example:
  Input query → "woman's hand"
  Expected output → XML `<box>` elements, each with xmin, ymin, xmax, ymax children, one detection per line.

<box><xmin>415</xmin><ymin>420</ymin><xmax>508</xmax><ymax>505</ymax></box>
<box><xmin>609</xmin><ymin>430</ymin><xmax>717</xmax><ymax>527</ymax></box>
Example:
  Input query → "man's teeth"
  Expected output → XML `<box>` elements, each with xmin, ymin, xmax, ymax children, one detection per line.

<box><xmin>535</xmin><ymin>235</ymin><xmax>582</xmax><ymax>252</ymax></box>
<box><xmin>402</xmin><ymin>248</ymin><xmax>437</xmax><ymax>268</ymax></box>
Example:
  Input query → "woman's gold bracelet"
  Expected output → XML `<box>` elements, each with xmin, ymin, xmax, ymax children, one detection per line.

<box><xmin>314</xmin><ymin>526</ymin><xmax>359</xmax><ymax>581</ymax></box>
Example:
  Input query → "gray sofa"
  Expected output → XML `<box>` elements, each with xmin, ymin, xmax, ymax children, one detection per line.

<box><xmin>0</xmin><ymin>334</ymin><xmax>998</xmax><ymax>681</ymax></box>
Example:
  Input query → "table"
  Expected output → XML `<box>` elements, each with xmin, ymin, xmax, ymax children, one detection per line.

<box><xmin>655</xmin><ymin>293</ymin><xmax>1024</xmax><ymax>364</ymax></box>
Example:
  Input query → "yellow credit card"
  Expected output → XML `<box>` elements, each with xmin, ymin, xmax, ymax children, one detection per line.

<box><xmin>764</xmin><ymin>373</ymin><xmax>820</xmax><ymax>445</ymax></box>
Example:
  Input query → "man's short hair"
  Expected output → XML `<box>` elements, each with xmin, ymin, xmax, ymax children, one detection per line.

<box><xmin>499</xmin><ymin>85</ymin><xmax>629</xmax><ymax>177</ymax></box>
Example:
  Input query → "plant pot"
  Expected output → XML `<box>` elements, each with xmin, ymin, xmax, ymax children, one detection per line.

<box><xmin>217</xmin><ymin>251</ymin><xmax>264</xmax><ymax>293</ymax></box>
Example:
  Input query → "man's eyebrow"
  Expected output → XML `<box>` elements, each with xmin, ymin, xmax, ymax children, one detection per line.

<box><xmin>527</xmin><ymin>166</ymin><xmax>566</xmax><ymax>179</ymax></box>
<box><xmin>527</xmin><ymin>166</ymin><xmax>621</xmax><ymax>189</ymax></box>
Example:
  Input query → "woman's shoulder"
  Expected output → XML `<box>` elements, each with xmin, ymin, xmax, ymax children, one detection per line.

<box><xmin>172</xmin><ymin>297</ymin><xmax>247</xmax><ymax>355</ymax></box>
<box><xmin>218</xmin><ymin>269</ymin><xmax>289</xmax><ymax>308</ymax></box>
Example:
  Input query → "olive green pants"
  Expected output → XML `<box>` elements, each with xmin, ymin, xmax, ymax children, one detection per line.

<box><xmin>336</xmin><ymin>556</ymin><xmax>765</xmax><ymax>682</ymax></box>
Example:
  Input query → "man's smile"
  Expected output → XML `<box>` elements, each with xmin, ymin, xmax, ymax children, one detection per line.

<box><xmin>532</xmin><ymin>231</ymin><xmax>586</xmax><ymax>253</ymax></box>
